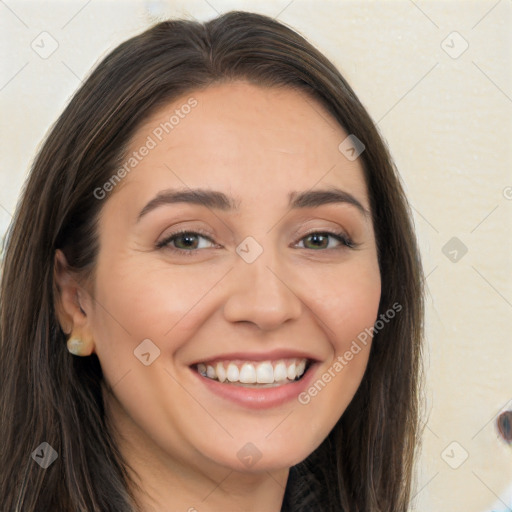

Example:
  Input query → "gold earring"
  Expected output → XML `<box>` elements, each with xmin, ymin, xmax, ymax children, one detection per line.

<box><xmin>67</xmin><ymin>335</ymin><xmax>93</xmax><ymax>356</ymax></box>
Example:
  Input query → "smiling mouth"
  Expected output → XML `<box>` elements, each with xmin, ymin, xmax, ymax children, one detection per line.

<box><xmin>194</xmin><ymin>358</ymin><xmax>310</xmax><ymax>388</ymax></box>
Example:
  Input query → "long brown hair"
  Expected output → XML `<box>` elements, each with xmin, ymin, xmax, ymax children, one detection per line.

<box><xmin>0</xmin><ymin>11</ymin><xmax>424</xmax><ymax>511</ymax></box>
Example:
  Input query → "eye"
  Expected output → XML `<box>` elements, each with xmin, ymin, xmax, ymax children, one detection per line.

<box><xmin>156</xmin><ymin>230</ymin><xmax>217</xmax><ymax>254</ymax></box>
<box><xmin>156</xmin><ymin>228</ymin><xmax>357</xmax><ymax>256</ymax></box>
<box><xmin>296</xmin><ymin>230</ymin><xmax>357</xmax><ymax>250</ymax></box>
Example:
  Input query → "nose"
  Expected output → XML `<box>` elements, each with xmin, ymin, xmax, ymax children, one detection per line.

<box><xmin>222</xmin><ymin>249</ymin><xmax>302</xmax><ymax>331</ymax></box>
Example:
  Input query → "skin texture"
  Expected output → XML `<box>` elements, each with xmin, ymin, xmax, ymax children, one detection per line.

<box><xmin>55</xmin><ymin>81</ymin><xmax>382</xmax><ymax>512</ymax></box>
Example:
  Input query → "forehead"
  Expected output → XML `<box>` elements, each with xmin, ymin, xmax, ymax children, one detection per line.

<box><xmin>114</xmin><ymin>81</ymin><xmax>368</xmax><ymax>207</ymax></box>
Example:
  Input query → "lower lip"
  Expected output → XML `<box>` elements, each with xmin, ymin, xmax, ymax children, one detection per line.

<box><xmin>191</xmin><ymin>363</ymin><xmax>318</xmax><ymax>409</ymax></box>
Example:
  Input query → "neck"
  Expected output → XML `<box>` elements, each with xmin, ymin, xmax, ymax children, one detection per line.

<box><xmin>105</xmin><ymin>393</ymin><xmax>289</xmax><ymax>512</ymax></box>
<box><xmin>133</xmin><ymin>464</ymin><xmax>288</xmax><ymax>512</ymax></box>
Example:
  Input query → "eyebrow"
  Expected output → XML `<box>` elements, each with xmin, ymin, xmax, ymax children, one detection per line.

<box><xmin>136</xmin><ymin>187</ymin><xmax>370</xmax><ymax>222</ymax></box>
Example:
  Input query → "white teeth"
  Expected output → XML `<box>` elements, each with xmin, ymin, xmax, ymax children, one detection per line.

<box><xmin>197</xmin><ymin>358</ymin><xmax>309</xmax><ymax>385</ymax></box>
<box><xmin>206</xmin><ymin>365</ymin><xmax>216</xmax><ymax>379</ymax></box>
<box><xmin>197</xmin><ymin>363</ymin><xmax>207</xmax><ymax>377</ymax></box>
<box><xmin>216</xmin><ymin>362</ymin><xmax>227</xmax><ymax>382</ymax></box>
<box><xmin>296</xmin><ymin>360</ymin><xmax>306</xmax><ymax>377</ymax></box>
<box><xmin>273</xmin><ymin>362</ymin><xmax>288</xmax><ymax>382</ymax></box>
<box><xmin>256</xmin><ymin>362</ymin><xmax>274</xmax><ymax>383</ymax></box>
<box><xmin>287</xmin><ymin>362</ymin><xmax>296</xmax><ymax>380</ymax></box>
<box><xmin>226</xmin><ymin>363</ymin><xmax>240</xmax><ymax>382</ymax></box>
<box><xmin>239</xmin><ymin>363</ymin><xmax>257</xmax><ymax>383</ymax></box>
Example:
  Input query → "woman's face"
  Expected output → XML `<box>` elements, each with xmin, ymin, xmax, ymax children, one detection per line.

<box><xmin>83</xmin><ymin>82</ymin><xmax>381</xmax><ymax>474</ymax></box>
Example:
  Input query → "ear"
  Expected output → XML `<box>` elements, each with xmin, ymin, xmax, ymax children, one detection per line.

<box><xmin>53</xmin><ymin>249</ymin><xmax>95</xmax><ymax>347</ymax></box>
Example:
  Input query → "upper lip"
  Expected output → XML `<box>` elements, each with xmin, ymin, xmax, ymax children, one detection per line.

<box><xmin>190</xmin><ymin>349</ymin><xmax>320</xmax><ymax>366</ymax></box>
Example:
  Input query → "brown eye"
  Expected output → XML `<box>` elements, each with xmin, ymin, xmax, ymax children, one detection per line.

<box><xmin>157</xmin><ymin>230</ymin><xmax>217</xmax><ymax>254</ymax></box>
<box><xmin>297</xmin><ymin>231</ymin><xmax>356</xmax><ymax>250</ymax></box>
<box><xmin>171</xmin><ymin>233</ymin><xmax>201</xmax><ymax>250</ymax></box>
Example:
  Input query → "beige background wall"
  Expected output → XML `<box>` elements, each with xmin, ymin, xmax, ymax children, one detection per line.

<box><xmin>1</xmin><ymin>1</ymin><xmax>511</xmax><ymax>510</ymax></box>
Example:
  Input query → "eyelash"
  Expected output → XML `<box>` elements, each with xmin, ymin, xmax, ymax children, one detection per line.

<box><xmin>156</xmin><ymin>228</ymin><xmax>358</xmax><ymax>256</ymax></box>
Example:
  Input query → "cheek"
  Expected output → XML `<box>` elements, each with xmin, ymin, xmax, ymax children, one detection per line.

<box><xmin>295</xmin><ymin>257</ymin><xmax>381</xmax><ymax>425</ymax></box>
<box><xmin>305</xmin><ymin>257</ymin><xmax>382</xmax><ymax>350</ymax></box>
<box><xmin>90</xmin><ymin>258</ymin><xmax>228</xmax><ymax>364</ymax></box>
<box><xmin>328</xmin><ymin>280</ymin><xmax>381</xmax><ymax>350</ymax></box>
<box><xmin>95</xmin><ymin>261</ymin><xmax>186</xmax><ymax>334</ymax></box>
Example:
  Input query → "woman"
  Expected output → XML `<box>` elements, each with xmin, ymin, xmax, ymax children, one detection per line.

<box><xmin>0</xmin><ymin>11</ymin><xmax>424</xmax><ymax>512</ymax></box>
